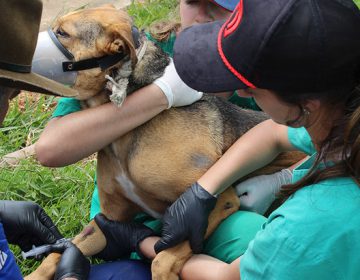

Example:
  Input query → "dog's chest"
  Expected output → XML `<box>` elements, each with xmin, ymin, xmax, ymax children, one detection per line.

<box><xmin>110</xmin><ymin>143</ymin><xmax>163</xmax><ymax>219</ymax></box>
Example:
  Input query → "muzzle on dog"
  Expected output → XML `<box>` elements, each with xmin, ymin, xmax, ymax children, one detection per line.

<box><xmin>32</xmin><ymin>27</ymin><xmax>140</xmax><ymax>87</ymax></box>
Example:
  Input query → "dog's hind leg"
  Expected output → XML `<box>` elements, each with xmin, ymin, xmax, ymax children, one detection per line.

<box><xmin>151</xmin><ymin>187</ymin><xmax>240</xmax><ymax>280</ymax></box>
<box><xmin>25</xmin><ymin>219</ymin><xmax>107</xmax><ymax>280</ymax></box>
<box><xmin>26</xmin><ymin>181</ymin><xmax>139</xmax><ymax>280</ymax></box>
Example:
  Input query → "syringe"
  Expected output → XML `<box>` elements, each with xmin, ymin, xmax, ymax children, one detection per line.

<box><xmin>21</xmin><ymin>238</ymin><xmax>72</xmax><ymax>259</ymax></box>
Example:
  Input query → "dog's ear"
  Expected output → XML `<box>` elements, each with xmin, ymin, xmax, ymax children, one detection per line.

<box><xmin>107</xmin><ymin>23</ymin><xmax>138</xmax><ymax>67</ymax></box>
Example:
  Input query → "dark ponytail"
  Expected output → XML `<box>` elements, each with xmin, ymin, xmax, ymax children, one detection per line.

<box><xmin>278</xmin><ymin>83</ymin><xmax>360</xmax><ymax>199</ymax></box>
<box><xmin>343</xmin><ymin>85</ymin><xmax>360</xmax><ymax>180</ymax></box>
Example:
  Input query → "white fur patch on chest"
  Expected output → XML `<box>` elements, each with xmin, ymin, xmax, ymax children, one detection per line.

<box><xmin>115</xmin><ymin>171</ymin><xmax>162</xmax><ymax>219</ymax></box>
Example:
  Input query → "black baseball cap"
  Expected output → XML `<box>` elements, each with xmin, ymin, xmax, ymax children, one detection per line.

<box><xmin>173</xmin><ymin>0</ymin><xmax>360</xmax><ymax>93</ymax></box>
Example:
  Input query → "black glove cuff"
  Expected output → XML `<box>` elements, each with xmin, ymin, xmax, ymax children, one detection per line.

<box><xmin>191</xmin><ymin>182</ymin><xmax>217</xmax><ymax>210</ymax></box>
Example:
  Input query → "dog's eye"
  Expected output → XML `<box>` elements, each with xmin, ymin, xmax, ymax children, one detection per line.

<box><xmin>56</xmin><ymin>28</ymin><xmax>70</xmax><ymax>38</ymax></box>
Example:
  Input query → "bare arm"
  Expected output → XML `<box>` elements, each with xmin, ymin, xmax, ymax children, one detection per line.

<box><xmin>138</xmin><ymin>237</ymin><xmax>240</xmax><ymax>280</ymax></box>
<box><xmin>36</xmin><ymin>84</ymin><xmax>168</xmax><ymax>167</ymax></box>
<box><xmin>198</xmin><ymin>119</ymin><xmax>295</xmax><ymax>195</ymax></box>
<box><xmin>180</xmin><ymin>255</ymin><xmax>241</xmax><ymax>280</ymax></box>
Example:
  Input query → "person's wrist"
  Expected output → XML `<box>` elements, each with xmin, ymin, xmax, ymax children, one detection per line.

<box><xmin>152</xmin><ymin>83</ymin><xmax>170</xmax><ymax>109</ymax></box>
<box><xmin>196</xmin><ymin>179</ymin><xmax>219</xmax><ymax>196</ymax></box>
<box><xmin>153</xmin><ymin>80</ymin><xmax>173</xmax><ymax>108</ymax></box>
<box><xmin>192</xmin><ymin>182</ymin><xmax>218</xmax><ymax>201</ymax></box>
<box><xmin>138</xmin><ymin>236</ymin><xmax>159</xmax><ymax>260</ymax></box>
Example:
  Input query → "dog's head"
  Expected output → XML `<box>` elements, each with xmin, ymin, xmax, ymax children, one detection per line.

<box><xmin>51</xmin><ymin>5</ymin><xmax>138</xmax><ymax>100</ymax></box>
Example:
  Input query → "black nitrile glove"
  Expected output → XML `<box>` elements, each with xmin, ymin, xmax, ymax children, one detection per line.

<box><xmin>154</xmin><ymin>182</ymin><xmax>217</xmax><ymax>254</ymax></box>
<box><xmin>94</xmin><ymin>213</ymin><xmax>155</xmax><ymax>261</ymax></box>
<box><xmin>53</xmin><ymin>242</ymin><xmax>90</xmax><ymax>280</ymax></box>
<box><xmin>0</xmin><ymin>200</ymin><xmax>63</xmax><ymax>251</ymax></box>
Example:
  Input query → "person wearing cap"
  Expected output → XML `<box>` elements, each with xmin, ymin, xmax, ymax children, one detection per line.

<box><xmin>0</xmin><ymin>0</ymin><xmax>90</xmax><ymax>279</ymax></box>
<box><xmin>136</xmin><ymin>0</ymin><xmax>360</xmax><ymax>278</ymax></box>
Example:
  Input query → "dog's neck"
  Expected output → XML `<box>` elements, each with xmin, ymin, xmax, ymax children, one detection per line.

<box><xmin>105</xmin><ymin>36</ymin><xmax>149</xmax><ymax>107</ymax></box>
<box><xmin>82</xmin><ymin>35</ymin><xmax>170</xmax><ymax>109</ymax></box>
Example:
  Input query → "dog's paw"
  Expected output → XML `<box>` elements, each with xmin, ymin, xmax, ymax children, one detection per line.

<box><xmin>151</xmin><ymin>243</ymin><xmax>192</xmax><ymax>280</ymax></box>
<box><xmin>152</xmin><ymin>256</ymin><xmax>179</xmax><ymax>280</ymax></box>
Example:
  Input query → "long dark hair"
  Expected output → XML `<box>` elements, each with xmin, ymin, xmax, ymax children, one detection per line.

<box><xmin>277</xmin><ymin>81</ymin><xmax>360</xmax><ymax>199</ymax></box>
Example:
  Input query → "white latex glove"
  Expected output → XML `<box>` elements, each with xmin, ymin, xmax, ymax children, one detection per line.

<box><xmin>235</xmin><ymin>169</ymin><xmax>293</xmax><ymax>215</ymax></box>
<box><xmin>153</xmin><ymin>58</ymin><xmax>203</xmax><ymax>108</ymax></box>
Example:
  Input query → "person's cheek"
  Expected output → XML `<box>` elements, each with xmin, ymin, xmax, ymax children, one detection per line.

<box><xmin>213</xmin><ymin>10</ymin><xmax>231</xmax><ymax>21</ymax></box>
<box><xmin>180</xmin><ymin>2</ymin><xmax>197</xmax><ymax>29</ymax></box>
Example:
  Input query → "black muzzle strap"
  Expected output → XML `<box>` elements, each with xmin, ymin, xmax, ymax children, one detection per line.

<box><xmin>47</xmin><ymin>26</ymin><xmax>140</xmax><ymax>73</ymax></box>
<box><xmin>62</xmin><ymin>52</ymin><xmax>128</xmax><ymax>72</ymax></box>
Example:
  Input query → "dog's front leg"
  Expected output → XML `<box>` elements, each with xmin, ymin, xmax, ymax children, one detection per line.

<box><xmin>25</xmin><ymin>220</ymin><xmax>107</xmax><ymax>280</ymax></box>
<box><xmin>151</xmin><ymin>187</ymin><xmax>240</xmax><ymax>280</ymax></box>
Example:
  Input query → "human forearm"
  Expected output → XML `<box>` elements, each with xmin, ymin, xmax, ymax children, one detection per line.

<box><xmin>198</xmin><ymin>120</ymin><xmax>292</xmax><ymax>195</ymax></box>
<box><xmin>138</xmin><ymin>237</ymin><xmax>240</xmax><ymax>279</ymax></box>
<box><xmin>36</xmin><ymin>84</ymin><xmax>168</xmax><ymax>166</ymax></box>
<box><xmin>138</xmin><ymin>236</ymin><xmax>159</xmax><ymax>259</ymax></box>
<box><xmin>180</xmin><ymin>255</ymin><xmax>240</xmax><ymax>280</ymax></box>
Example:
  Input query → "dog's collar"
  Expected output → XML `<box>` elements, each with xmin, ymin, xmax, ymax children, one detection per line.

<box><xmin>47</xmin><ymin>27</ymin><xmax>141</xmax><ymax>73</ymax></box>
<box><xmin>135</xmin><ymin>36</ymin><xmax>148</xmax><ymax>63</ymax></box>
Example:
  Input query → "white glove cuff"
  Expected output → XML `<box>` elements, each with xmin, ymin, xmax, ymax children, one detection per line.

<box><xmin>153</xmin><ymin>79</ymin><xmax>173</xmax><ymax>109</ymax></box>
<box><xmin>278</xmin><ymin>169</ymin><xmax>293</xmax><ymax>186</ymax></box>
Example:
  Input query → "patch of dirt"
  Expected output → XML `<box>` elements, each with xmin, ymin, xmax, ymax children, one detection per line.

<box><xmin>40</xmin><ymin>0</ymin><xmax>131</xmax><ymax>31</ymax></box>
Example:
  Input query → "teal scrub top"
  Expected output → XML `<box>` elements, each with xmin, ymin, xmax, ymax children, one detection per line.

<box><xmin>240</xmin><ymin>127</ymin><xmax>360</xmax><ymax>280</ymax></box>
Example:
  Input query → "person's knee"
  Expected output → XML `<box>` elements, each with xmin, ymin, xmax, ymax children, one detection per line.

<box><xmin>89</xmin><ymin>260</ymin><xmax>151</xmax><ymax>280</ymax></box>
<box><xmin>203</xmin><ymin>211</ymin><xmax>266</xmax><ymax>263</ymax></box>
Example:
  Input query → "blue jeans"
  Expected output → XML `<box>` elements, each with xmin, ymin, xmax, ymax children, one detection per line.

<box><xmin>89</xmin><ymin>260</ymin><xmax>151</xmax><ymax>280</ymax></box>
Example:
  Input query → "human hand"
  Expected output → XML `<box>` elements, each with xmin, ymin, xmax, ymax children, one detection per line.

<box><xmin>154</xmin><ymin>182</ymin><xmax>217</xmax><ymax>254</ymax></box>
<box><xmin>153</xmin><ymin>58</ymin><xmax>203</xmax><ymax>108</ymax></box>
<box><xmin>50</xmin><ymin>242</ymin><xmax>90</xmax><ymax>280</ymax></box>
<box><xmin>0</xmin><ymin>200</ymin><xmax>63</xmax><ymax>251</ymax></box>
<box><xmin>235</xmin><ymin>169</ymin><xmax>292</xmax><ymax>215</ymax></box>
<box><xmin>93</xmin><ymin>213</ymin><xmax>155</xmax><ymax>261</ymax></box>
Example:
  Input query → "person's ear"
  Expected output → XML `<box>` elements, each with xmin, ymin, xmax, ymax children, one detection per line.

<box><xmin>303</xmin><ymin>99</ymin><xmax>321</xmax><ymax>114</ymax></box>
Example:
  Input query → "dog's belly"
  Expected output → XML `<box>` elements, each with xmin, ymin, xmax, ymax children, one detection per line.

<box><xmin>115</xmin><ymin>170</ymin><xmax>163</xmax><ymax>219</ymax></box>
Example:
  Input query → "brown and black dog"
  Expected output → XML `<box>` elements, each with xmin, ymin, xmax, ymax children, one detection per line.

<box><xmin>25</xmin><ymin>5</ymin><xmax>304</xmax><ymax>280</ymax></box>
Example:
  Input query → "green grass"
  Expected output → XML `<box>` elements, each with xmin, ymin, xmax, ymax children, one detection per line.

<box><xmin>0</xmin><ymin>0</ymin><xmax>176</xmax><ymax>276</ymax></box>
<box><xmin>127</xmin><ymin>0</ymin><xmax>178</xmax><ymax>28</ymax></box>
<box><xmin>1</xmin><ymin>95</ymin><xmax>97</xmax><ymax>275</ymax></box>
